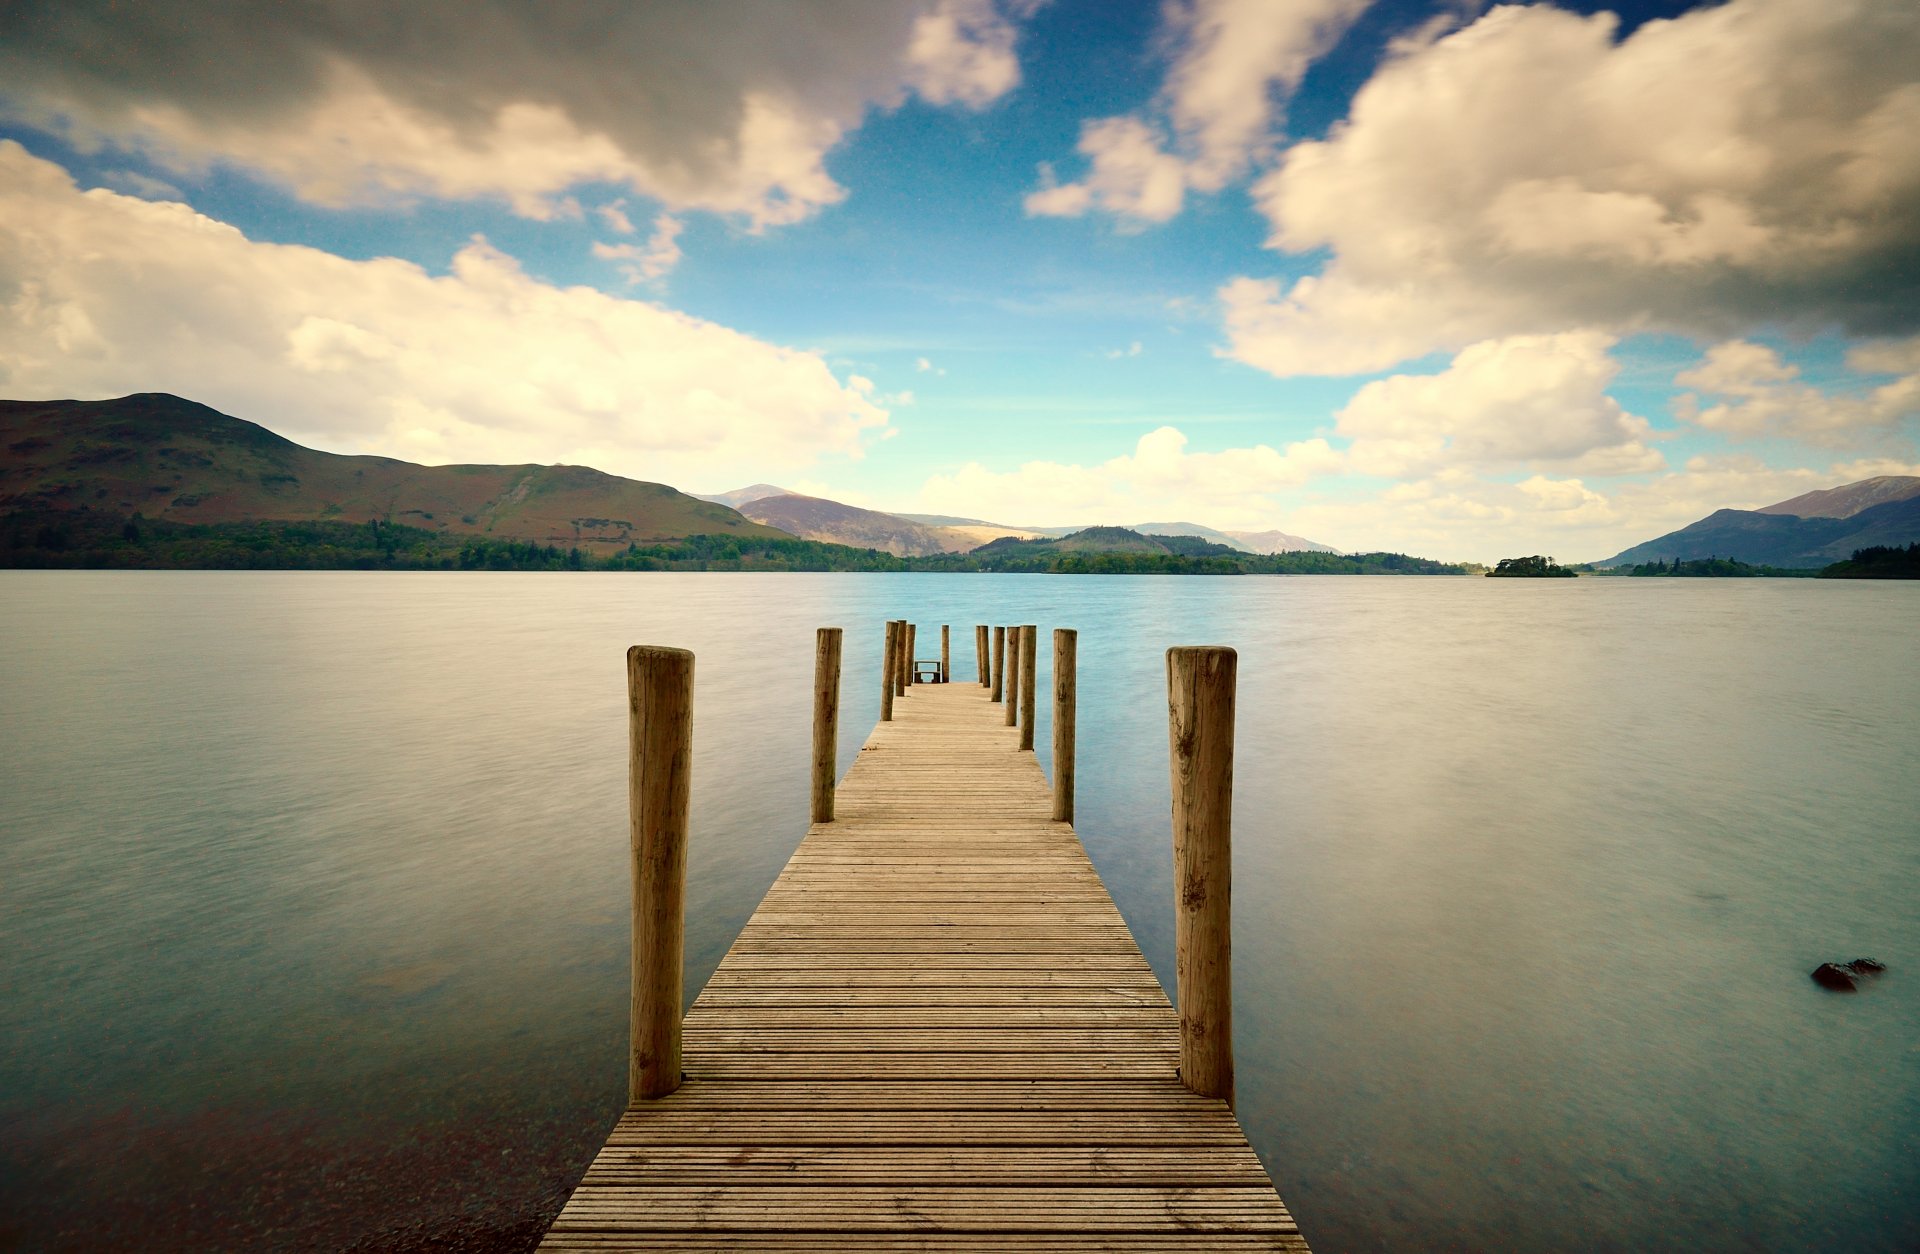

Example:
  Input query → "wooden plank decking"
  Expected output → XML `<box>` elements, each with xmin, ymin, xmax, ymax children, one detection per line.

<box><xmin>540</xmin><ymin>678</ymin><xmax>1308</xmax><ymax>1251</ymax></box>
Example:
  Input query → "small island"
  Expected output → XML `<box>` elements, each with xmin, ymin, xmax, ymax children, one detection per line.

<box><xmin>1487</xmin><ymin>555</ymin><xmax>1578</xmax><ymax>578</ymax></box>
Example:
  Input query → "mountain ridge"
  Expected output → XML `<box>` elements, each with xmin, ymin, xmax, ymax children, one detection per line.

<box><xmin>0</xmin><ymin>394</ymin><xmax>782</xmax><ymax>552</ymax></box>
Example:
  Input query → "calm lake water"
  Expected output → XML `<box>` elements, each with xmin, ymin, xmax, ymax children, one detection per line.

<box><xmin>1</xmin><ymin>571</ymin><xmax>1916</xmax><ymax>1252</ymax></box>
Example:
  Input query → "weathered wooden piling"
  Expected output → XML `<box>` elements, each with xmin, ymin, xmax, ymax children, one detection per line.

<box><xmin>894</xmin><ymin>620</ymin><xmax>908</xmax><ymax>697</ymax></box>
<box><xmin>1019</xmin><ymin>623</ymin><xmax>1038</xmax><ymax>751</ymax></box>
<box><xmin>975</xmin><ymin>624</ymin><xmax>990</xmax><ymax>686</ymax></box>
<box><xmin>1004</xmin><ymin>625</ymin><xmax>1021</xmax><ymax>727</ymax></box>
<box><xmin>941</xmin><ymin>624</ymin><xmax>950</xmax><ymax>683</ymax></box>
<box><xmin>1052</xmin><ymin>628</ymin><xmax>1076</xmax><ymax>822</ymax></box>
<box><xmin>810</xmin><ymin>628</ymin><xmax>841</xmax><ymax>823</ymax></box>
<box><xmin>881</xmin><ymin>621</ymin><xmax>898</xmax><ymax>722</ymax></box>
<box><xmin>991</xmin><ymin>625</ymin><xmax>1006</xmax><ymax>702</ymax></box>
<box><xmin>1167</xmin><ymin>645</ymin><xmax>1236</xmax><ymax>1105</ymax></box>
<box><xmin>907</xmin><ymin>624</ymin><xmax>918</xmax><ymax>684</ymax></box>
<box><xmin>625</xmin><ymin>645</ymin><xmax>691</xmax><ymax>1102</ymax></box>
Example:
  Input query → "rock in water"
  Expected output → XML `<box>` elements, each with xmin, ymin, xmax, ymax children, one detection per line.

<box><xmin>1811</xmin><ymin>962</ymin><xmax>1857</xmax><ymax>991</ymax></box>
<box><xmin>1843</xmin><ymin>957</ymin><xmax>1886</xmax><ymax>975</ymax></box>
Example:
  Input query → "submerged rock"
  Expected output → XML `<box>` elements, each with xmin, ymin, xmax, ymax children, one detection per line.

<box><xmin>1811</xmin><ymin>962</ymin><xmax>1857</xmax><ymax>991</ymax></box>
<box><xmin>1812</xmin><ymin>958</ymin><xmax>1887</xmax><ymax>991</ymax></box>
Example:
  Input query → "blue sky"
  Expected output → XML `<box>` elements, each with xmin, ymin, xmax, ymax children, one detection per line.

<box><xmin>2</xmin><ymin>0</ymin><xmax>1916</xmax><ymax>561</ymax></box>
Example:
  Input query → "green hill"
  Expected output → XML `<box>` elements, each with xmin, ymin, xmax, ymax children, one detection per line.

<box><xmin>1</xmin><ymin>393</ymin><xmax>781</xmax><ymax>553</ymax></box>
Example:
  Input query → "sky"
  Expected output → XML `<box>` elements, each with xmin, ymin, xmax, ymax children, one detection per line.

<box><xmin>2</xmin><ymin>0</ymin><xmax>1918</xmax><ymax>563</ymax></box>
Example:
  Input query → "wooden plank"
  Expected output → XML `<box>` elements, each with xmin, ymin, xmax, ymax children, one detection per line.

<box><xmin>539</xmin><ymin>680</ymin><xmax>1310</xmax><ymax>1252</ymax></box>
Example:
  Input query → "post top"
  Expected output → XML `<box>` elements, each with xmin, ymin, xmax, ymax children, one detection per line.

<box><xmin>627</xmin><ymin>644</ymin><xmax>695</xmax><ymax>662</ymax></box>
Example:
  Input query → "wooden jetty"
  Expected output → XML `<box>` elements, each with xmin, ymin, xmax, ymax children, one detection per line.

<box><xmin>539</xmin><ymin>625</ymin><xmax>1309</xmax><ymax>1251</ymax></box>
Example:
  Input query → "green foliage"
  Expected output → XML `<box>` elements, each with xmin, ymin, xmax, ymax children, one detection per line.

<box><xmin>1625</xmin><ymin>555</ymin><xmax>1813</xmax><ymax>577</ymax></box>
<box><xmin>1817</xmin><ymin>542</ymin><xmax>1920</xmax><ymax>578</ymax></box>
<box><xmin>1488</xmin><ymin>555</ymin><xmax>1579</xmax><ymax>578</ymax></box>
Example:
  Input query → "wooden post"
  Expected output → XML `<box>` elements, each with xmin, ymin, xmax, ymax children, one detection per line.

<box><xmin>1004</xmin><ymin>626</ymin><xmax>1020</xmax><ymax>726</ymax></box>
<box><xmin>811</xmin><ymin>627</ymin><xmax>841</xmax><ymax>823</ymax></box>
<box><xmin>627</xmin><ymin>645</ymin><xmax>692</xmax><ymax>1102</ymax></box>
<box><xmin>1167</xmin><ymin>645</ymin><xmax>1236</xmax><ymax>1106</ymax></box>
<box><xmin>907</xmin><ymin>624</ymin><xmax>917</xmax><ymax>684</ymax></box>
<box><xmin>976</xmin><ymin>625</ymin><xmax>989</xmax><ymax>686</ymax></box>
<box><xmin>881</xmin><ymin>620</ymin><xmax>897</xmax><ymax>722</ymax></box>
<box><xmin>894</xmin><ymin>620</ymin><xmax>908</xmax><ymax>697</ymax></box>
<box><xmin>991</xmin><ymin>626</ymin><xmax>1006</xmax><ymax>702</ymax></box>
<box><xmin>1019</xmin><ymin>624</ymin><xmax>1037</xmax><ymax>750</ymax></box>
<box><xmin>1052</xmin><ymin>628</ymin><xmax>1076</xmax><ymax>821</ymax></box>
<box><xmin>941</xmin><ymin>624</ymin><xmax>950</xmax><ymax>684</ymax></box>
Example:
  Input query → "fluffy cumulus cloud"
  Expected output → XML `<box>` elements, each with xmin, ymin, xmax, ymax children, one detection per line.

<box><xmin>0</xmin><ymin>0</ymin><xmax>1032</xmax><ymax>228</ymax></box>
<box><xmin>0</xmin><ymin>144</ymin><xmax>886</xmax><ymax>484</ymax></box>
<box><xmin>1335</xmin><ymin>331</ymin><xmax>1663</xmax><ymax>477</ymax></box>
<box><xmin>594</xmin><ymin>214</ymin><xmax>686</xmax><ymax>284</ymax></box>
<box><xmin>918</xmin><ymin>425</ymin><xmax>1341</xmax><ymax>529</ymax></box>
<box><xmin>1673</xmin><ymin>337</ymin><xmax>1920</xmax><ymax>444</ymax></box>
<box><xmin>1227</xmin><ymin>0</ymin><xmax>1920</xmax><ymax>376</ymax></box>
<box><xmin>1027</xmin><ymin>0</ymin><xmax>1370</xmax><ymax>222</ymax></box>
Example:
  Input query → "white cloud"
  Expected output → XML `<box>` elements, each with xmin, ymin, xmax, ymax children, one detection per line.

<box><xmin>0</xmin><ymin>1</ymin><xmax>1034</xmax><ymax>228</ymax></box>
<box><xmin>1673</xmin><ymin>337</ymin><xmax>1920</xmax><ymax>443</ymax></box>
<box><xmin>1226</xmin><ymin>0</ymin><xmax>1920</xmax><ymax>376</ymax></box>
<box><xmin>1335</xmin><ymin>331</ymin><xmax>1663</xmax><ymax>477</ymax></box>
<box><xmin>1025</xmin><ymin>0</ymin><xmax>1370</xmax><ymax>223</ymax></box>
<box><xmin>914</xmin><ymin>356</ymin><xmax>946</xmax><ymax>376</ymax></box>
<box><xmin>1025</xmin><ymin>118</ymin><xmax>1188</xmax><ymax>223</ymax></box>
<box><xmin>918</xmin><ymin>425</ymin><xmax>1341</xmax><ymax>528</ymax></box>
<box><xmin>593</xmin><ymin>214</ymin><xmax>685</xmax><ymax>284</ymax></box>
<box><xmin>0</xmin><ymin>143</ymin><xmax>886</xmax><ymax>486</ymax></box>
<box><xmin>904</xmin><ymin>0</ymin><xmax>1023</xmax><ymax>108</ymax></box>
<box><xmin>1105</xmin><ymin>341</ymin><xmax>1144</xmax><ymax>359</ymax></box>
<box><xmin>595</xmin><ymin>200</ymin><xmax>636</xmax><ymax>235</ymax></box>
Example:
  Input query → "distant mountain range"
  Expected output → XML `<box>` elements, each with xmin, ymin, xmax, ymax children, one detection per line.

<box><xmin>1601</xmin><ymin>475</ymin><xmax>1920</xmax><ymax>568</ymax></box>
<box><xmin>0</xmin><ymin>394</ymin><xmax>779</xmax><ymax>552</ymax></box>
<box><xmin>735</xmin><ymin>494</ymin><xmax>981</xmax><ymax>557</ymax></box>
<box><xmin>1</xmin><ymin>392</ymin><xmax>1346</xmax><ymax>561</ymax></box>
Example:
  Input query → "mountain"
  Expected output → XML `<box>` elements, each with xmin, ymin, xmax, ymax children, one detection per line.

<box><xmin>1125</xmin><ymin>522</ymin><xmax>1254</xmax><ymax>551</ymax></box>
<box><xmin>1600</xmin><ymin>478</ymin><xmax>1920</xmax><ymax>568</ymax></box>
<box><xmin>738</xmin><ymin>493</ymin><xmax>971</xmax><ymax>556</ymax></box>
<box><xmin>1755</xmin><ymin>475</ymin><xmax>1920</xmax><ymax>519</ymax></box>
<box><xmin>1224</xmin><ymin>528</ymin><xmax>1341</xmax><ymax>555</ymax></box>
<box><xmin>693</xmin><ymin>483</ymin><xmax>796</xmax><ymax>509</ymax></box>
<box><xmin>0</xmin><ymin>394</ymin><xmax>782</xmax><ymax>552</ymax></box>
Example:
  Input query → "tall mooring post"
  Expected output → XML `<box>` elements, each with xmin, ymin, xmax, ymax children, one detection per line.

<box><xmin>992</xmin><ymin>626</ymin><xmax>1007</xmax><ymax>702</ymax></box>
<box><xmin>1166</xmin><ymin>645</ymin><xmax>1235</xmax><ymax>1106</ymax></box>
<box><xmin>894</xmin><ymin>620</ymin><xmax>909</xmax><ymax>697</ymax></box>
<box><xmin>906</xmin><ymin>624</ymin><xmax>918</xmax><ymax>684</ymax></box>
<box><xmin>1004</xmin><ymin>626</ymin><xmax>1021</xmax><ymax>727</ymax></box>
<box><xmin>941</xmin><ymin>625</ymin><xmax>951</xmax><ymax>683</ymax></box>
<box><xmin>1052</xmin><ymin>628</ymin><xmax>1076</xmax><ymax>821</ymax></box>
<box><xmin>976</xmin><ymin>625</ymin><xmax>990</xmax><ymax>686</ymax></box>
<box><xmin>627</xmin><ymin>644</ymin><xmax>692</xmax><ymax>1101</ymax></box>
<box><xmin>811</xmin><ymin>627</ymin><xmax>841</xmax><ymax>823</ymax></box>
<box><xmin>1019</xmin><ymin>624</ymin><xmax>1038</xmax><ymax>751</ymax></box>
<box><xmin>881</xmin><ymin>620</ymin><xmax>898</xmax><ymax>722</ymax></box>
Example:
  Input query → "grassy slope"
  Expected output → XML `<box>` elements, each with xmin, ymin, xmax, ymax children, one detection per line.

<box><xmin>0</xmin><ymin>394</ymin><xmax>784</xmax><ymax>552</ymax></box>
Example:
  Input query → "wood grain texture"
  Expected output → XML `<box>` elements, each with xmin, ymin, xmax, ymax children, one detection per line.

<box><xmin>1052</xmin><ymin>629</ymin><xmax>1076</xmax><ymax>823</ymax></box>
<box><xmin>1166</xmin><ymin>646</ymin><xmax>1235</xmax><ymax>1106</ymax></box>
<box><xmin>544</xmin><ymin>677</ymin><xmax>1303</xmax><ymax>1251</ymax></box>
<box><xmin>811</xmin><ymin>628</ymin><xmax>841</xmax><ymax>823</ymax></box>
<box><xmin>882</xmin><ymin>621</ymin><xmax>899</xmax><ymax>723</ymax></box>
<box><xmin>1019</xmin><ymin>624</ymin><xmax>1037</xmax><ymax>752</ymax></box>
<box><xmin>626</xmin><ymin>645</ymin><xmax>691</xmax><ymax>1101</ymax></box>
